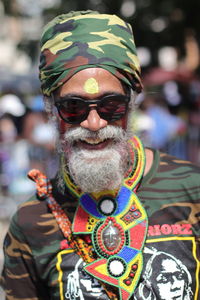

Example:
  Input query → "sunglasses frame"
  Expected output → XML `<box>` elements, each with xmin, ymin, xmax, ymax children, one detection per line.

<box><xmin>53</xmin><ymin>94</ymin><xmax>130</xmax><ymax>124</ymax></box>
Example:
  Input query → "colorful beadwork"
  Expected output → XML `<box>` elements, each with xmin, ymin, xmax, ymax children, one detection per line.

<box><xmin>28</xmin><ymin>135</ymin><xmax>148</xmax><ymax>300</ymax></box>
<box><xmin>94</xmin><ymin>217</ymin><xmax>125</xmax><ymax>256</ymax></box>
<box><xmin>28</xmin><ymin>171</ymin><xmax>117</xmax><ymax>300</ymax></box>
<box><xmin>98</xmin><ymin>198</ymin><xmax>117</xmax><ymax>215</ymax></box>
<box><xmin>108</xmin><ymin>257</ymin><xmax>127</xmax><ymax>277</ymax></box>
<box><xmin>69</xmin><ymin>136</ymin><xmax>148</xmax><ymax>300</ymax></box>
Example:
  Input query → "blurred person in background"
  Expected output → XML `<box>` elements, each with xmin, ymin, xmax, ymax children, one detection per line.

<box><xmin>22</xmin><ymin>94</ymin><xmax>57</xmax><ymax>176</ymax></box>
<box><xmin>0</xmin><ymin>10</ymin><xmax>199</xmax><ymax>300</ymax></box>
<box><xmin>132</xmin><ymin>94</ymin><xmax>187</xmax><ymax>159</ymax></box>
<box><xmin>0</xmin><ymin>92</ymin><xmax>29</xmax><ymax>217</ymax></box>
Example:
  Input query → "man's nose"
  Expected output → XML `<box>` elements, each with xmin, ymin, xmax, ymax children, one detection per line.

<box><xmin>80</xmin><ymin>107</ymin><xmax>108</xmax><ymax>131</ymax></box>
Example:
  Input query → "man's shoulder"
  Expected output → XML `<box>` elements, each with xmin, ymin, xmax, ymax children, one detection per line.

<box><xmin>159</xmin><ymin>151</ymin><xmax>200</xmax><ymax>174</ymax></box>
<box><xmin>10</xmin><ymin>194</ymin><xmax>50</xmax><ymax>234</ymax></box>
<box><xmin>7</xmin><ymin>192</ymin><xmax>63</xmax><ymax>253</ymax></box>
<box><xmin>155</xmin><ymin>151</ymin><xmax>200</xmax><ymax>193</ymax></box>
<box><xmin>143</xmin><ymin>149</ymin><xmax>200</xmax><ymax>188</ymax></box>
<box><xmin>142</xmin><ymin>149</ymin><xmax>200</xmax><ymax>195</ymax></box>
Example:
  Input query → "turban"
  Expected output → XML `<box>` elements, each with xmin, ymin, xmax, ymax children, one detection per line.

<box><xmin>39</xmin><ymin>10</ymin><xmax>142</xmax><ymax>96</ymax></box>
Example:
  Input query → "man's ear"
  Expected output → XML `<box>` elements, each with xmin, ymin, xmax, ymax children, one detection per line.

<box><xmin>43</xmin><ymin>96</ymin><xmax>56</xmax><ymax>120</ymax></box>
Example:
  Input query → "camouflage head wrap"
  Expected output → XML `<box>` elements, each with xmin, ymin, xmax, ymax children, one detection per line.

<box><xmin>39</xmin><ymin>10</ymin><xmax>142</xmax><ymax>96</ymax></box>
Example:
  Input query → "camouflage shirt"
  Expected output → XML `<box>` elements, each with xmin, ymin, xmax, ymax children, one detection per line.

<box><xmin>1</xmin><ymin>150</ymin><xmax>200</xmax><ymax>299</ymax></box>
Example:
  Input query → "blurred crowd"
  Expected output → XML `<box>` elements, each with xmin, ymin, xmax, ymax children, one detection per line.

<box><xmin>0</xmin><ymin>73</ymin><xmax>200</xmax><ymax>220</ymax></box>
<box><xmin>0</xmin><ymin>87</ymin><xmax>58</xmax><ymax>219</ymax></box>
<box><xmin>133</xmin><ymin>70</ymin><xmax>200</xmax><ymax>164</ymax></box>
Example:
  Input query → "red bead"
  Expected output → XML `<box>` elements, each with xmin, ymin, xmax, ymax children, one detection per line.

<box><xmin>132</xmin><ymin>264</ymin><xmax>138</xmax><ymax>270</ymax></box>
<box><xmin>125</xmin><ymin>280</ymin><xmax>131</xmax><ymax>286</ymax></box>
<box><xmin>84</xmin><ymin>236</ymin><xmax>91</xmax><ymax>243</ymax></box>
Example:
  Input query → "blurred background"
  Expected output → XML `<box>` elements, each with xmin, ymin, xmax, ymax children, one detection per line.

<box><xmin>0</xmin><ymin>0</ymin><xmax>200</xmax><ymax>297</ymax></box>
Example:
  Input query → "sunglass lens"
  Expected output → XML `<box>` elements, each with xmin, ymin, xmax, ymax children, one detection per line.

<box><xmin>99</xmin><ymin>97</ymin><xmax>128</xmax><ymax>121</ymax></box>
<box><xmin>58</xmin><ymin>99</ymin><xmax>87</xmax><ymax>123</ymax></box>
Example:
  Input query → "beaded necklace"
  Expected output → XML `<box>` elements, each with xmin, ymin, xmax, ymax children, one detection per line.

<box><xmin>28</xmin><ymin>135</ymin><xmax>148</xmax><ymax>300</ymax></box>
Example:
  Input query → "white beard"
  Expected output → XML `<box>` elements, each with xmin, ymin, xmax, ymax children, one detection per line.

<box><xmin>58</xmin><ymin>125</ymin><xmax>131</xmax><ymax>193</ymax></box>
<box><xmin>68</xmin><ymin>143</ymin><xmax>128</xmax><ymax>193</ymax></box>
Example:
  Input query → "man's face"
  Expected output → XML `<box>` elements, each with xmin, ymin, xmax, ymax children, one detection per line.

<box><xmin>155</xmin><ymin>258</ymin><xmax>185</xmax><ymax>300</ymax></box>
<box><xmin>55</xmin><ymin>68</ymin><xmax>128</xmax><ymax>134</ymax></box>
<box><xmin>54</xmin><ymin>68</ymin><xmax>132</xmax><ymax>193</ymax></box>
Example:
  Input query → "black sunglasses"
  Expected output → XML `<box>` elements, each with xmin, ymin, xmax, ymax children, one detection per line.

<box><xmin>53</xmin><ymin>94</ymin><xmax>130</xmax><ymax>124</ymax></box>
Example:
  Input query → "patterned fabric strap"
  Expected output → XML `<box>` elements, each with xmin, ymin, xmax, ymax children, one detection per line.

<box><xmin>28</xmin><ymin>169</ymin><xmax>118</xmax><ymax>299</ymax></box>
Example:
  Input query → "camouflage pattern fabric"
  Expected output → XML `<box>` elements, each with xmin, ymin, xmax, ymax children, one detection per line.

<box><xmin>1</xmin><ymin>150</ymin><xmax>200</xmax><ymax>299</ymax></box>
<box><xmin>39</xmin><ymin>10</ymin><xmax>142</xmax><ymax>96</ymax></box>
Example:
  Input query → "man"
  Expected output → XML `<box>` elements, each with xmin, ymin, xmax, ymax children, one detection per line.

<box><xmin>0</xmin><ymin>10</ymin><xmax>199</xmax><ymax>300</ymax></box>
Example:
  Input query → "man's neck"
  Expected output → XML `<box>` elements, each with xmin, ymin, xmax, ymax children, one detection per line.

<box><xmin>144</xmin><ymin>148</ymin><xmax>154</xmax><ymax>176</ymax></box>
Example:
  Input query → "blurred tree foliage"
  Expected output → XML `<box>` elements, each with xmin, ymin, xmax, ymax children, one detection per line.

<box><xmin>2</xmin><ymin>0</ymin><xmax>200</xmax><ymax>68</ymax></box>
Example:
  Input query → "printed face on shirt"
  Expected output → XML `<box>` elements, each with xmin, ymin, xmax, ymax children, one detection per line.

<box><xmin>137</xmin><ymin>248</ymin><xmax>193</xmax><ymax>300</ymax></box>
<box><xmin>155</xmin><ymin>258</ymin><xmax>186</xmax><ymax>300</ymax></box>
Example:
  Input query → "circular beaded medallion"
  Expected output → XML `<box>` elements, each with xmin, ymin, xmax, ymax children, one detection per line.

<box><xmin>107</xmin><ymin>257</ymin><xmax>126</xmax><ymax>277</ymax></box>
<box><xmin>93</xmin><ymin>217</ymin><xmax>125</xmax><ymax>258</ymax></box>
<box><xmin>98</xmin><ymin>198</ymin><xmax>116</xmax><ymax>216</ymax></box>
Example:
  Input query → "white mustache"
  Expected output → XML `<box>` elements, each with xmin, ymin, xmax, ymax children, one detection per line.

<box><xmin>63</xmin><ymin>125</ymin><xmax>128</xmax><ymax>144</ymax></box>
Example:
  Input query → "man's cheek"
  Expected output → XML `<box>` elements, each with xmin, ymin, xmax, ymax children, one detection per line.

<box><xmin>113</xmin><ymin>114</ymin><xmax>128</xmax><ymax>130</ymax></box>
<box><xmin>121</xmin><ymin>115</ymin><xmax>128</xmax><ymax>130</ymax></box>
<box><xmin>59</xmin><ymin>119</ymin><xmax>71</xmax><ymax>134</ymax></box>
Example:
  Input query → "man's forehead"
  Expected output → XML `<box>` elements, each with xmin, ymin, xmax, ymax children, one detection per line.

<box><xmin>55</xmin><ymin>68</ymin><xmax>126</xmax><ymax>98</ymax></box>
<box><xmin>83</xmin><ymin>78</ymin><xmax>99</xmax><ymax>94</ymax></box>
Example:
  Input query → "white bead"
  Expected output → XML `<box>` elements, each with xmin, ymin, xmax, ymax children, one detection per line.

<box><xmin>100</xmin><ymin>199</ymin><xmax>115</xmax><ymax>214</ymax></box>
<box><xmin>109</xmin><ymin>260</ymin><xmax>125</xmax><ymax>276</ymax></box>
